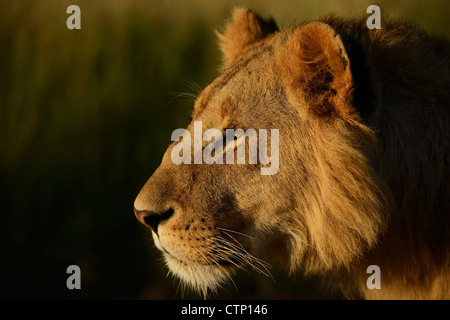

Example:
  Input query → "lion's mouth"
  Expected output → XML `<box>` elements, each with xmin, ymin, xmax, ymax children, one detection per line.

<box><xmin>155</xmin><ymin>231</ymin><xmax>251</xmax><ymax>268</ymax></box>
<box><xmin>162</xmin><ymin>246</ymin><xmax>244</xmax><ymax>269</ymax></box>
<box><xmin>163</xmin><ymin>243</ymin><xmax>271</xmax><ymax>276</ymax></box>
<box><xmin>158</xmin><ymin>235</ymin><xmax>273</xmax><ymax>296</ymax></box>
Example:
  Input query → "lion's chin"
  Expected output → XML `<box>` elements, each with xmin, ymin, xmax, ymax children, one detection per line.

<box><xmin>163</xmin><ymin>252</ymin><xmax>235</xmax><ymax>297</ymax></box>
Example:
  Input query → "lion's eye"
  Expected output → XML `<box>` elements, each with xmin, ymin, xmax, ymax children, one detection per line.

<box><xmin>222</xmin><ymin>128</ymin><xmax>241</xmax><ymax>142</ymax></box>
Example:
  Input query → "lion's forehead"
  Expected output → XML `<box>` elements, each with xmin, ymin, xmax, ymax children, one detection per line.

<box><xmin>193</xmin><ymin>40</ymin><xmax>280</xmax><ymax>120</ymax></box>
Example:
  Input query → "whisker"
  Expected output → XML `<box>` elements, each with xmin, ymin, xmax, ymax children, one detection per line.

<box><xmin>166</xmin><ymin>91</ymin><xmax>198</xmax><ymax>105</ymax></box>
<box><xmin>216</xmin><ymin>231</ymin><xmax>273</xmax><ymax>273</ymax></box>
<box><xmin>216</xmin><ymin>227</ymin><xmax>256</xmax><ymax>240</ymax></box>
<box><xmin>211</xmin><ymin>236</ymin><xmax>274</xmax><ymax>281</ymax></box>
<box><xmin>182</xmin><ymin>75</ymin><xmax>204</xmax><ymax>94</ymax></box>
<box><xmin>206</xmin><ymin>241</ymin><xmax>251</xmax><ymax>273</ymax></box>
<box><xmin>210</xmin><ymin>245</ymin><xmax>250</xmax><ymax>273</ymax></box>
<box><xmin>194</xmin><ymin>245</ymin><xmax>239</xmax><ymax>295</ymax></box>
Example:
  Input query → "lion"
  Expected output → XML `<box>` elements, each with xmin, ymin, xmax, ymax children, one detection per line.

<box><xmin>134</xmin><ymin>8</ymin><xmax>450</xmax><ymax>299</ymax></box>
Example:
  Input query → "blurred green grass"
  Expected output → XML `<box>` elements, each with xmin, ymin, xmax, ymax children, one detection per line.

<box><xmin>0</xmin><ymin>0</ymin><xmax>448</xmax><ymax>299</ymax></box>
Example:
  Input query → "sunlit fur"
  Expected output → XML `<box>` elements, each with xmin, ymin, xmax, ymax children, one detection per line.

<box><xmin>135</xmin><ymin>8</ymin><xmax>450</xmax><ymax>299</ymax></box>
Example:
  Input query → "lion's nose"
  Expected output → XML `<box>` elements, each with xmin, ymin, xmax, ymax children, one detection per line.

<box><xmin>134</xmin><ymin>207</ymin><xmax>175</xmax><ymax>234</ymax></box>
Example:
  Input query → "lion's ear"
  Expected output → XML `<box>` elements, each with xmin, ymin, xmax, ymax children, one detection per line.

<box><xmin>217</xmin><ymin>7</ymin><xmax>278</xmax><ymax>68</ymax></box>
<box><xmin>277</xmin><ymin>22</ymin><xmax>354</xmax><ymax>120</ymax></box>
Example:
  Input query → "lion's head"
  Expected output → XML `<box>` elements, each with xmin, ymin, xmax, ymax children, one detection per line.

<box><xmin>134</xmin><ymin>8</ymin><xmax>390</xmax><ymax>297</ymax></box>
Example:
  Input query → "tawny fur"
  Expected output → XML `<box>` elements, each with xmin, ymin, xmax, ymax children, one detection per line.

<box><xmin>135</xmin><ymin>8</ymin><xmax>450</xmax><ymax>299</ymax></box>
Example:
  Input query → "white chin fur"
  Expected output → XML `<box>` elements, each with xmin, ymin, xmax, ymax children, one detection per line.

<box><xmin>164</xmin><ymin>253</ymin><xmax>233</xmax><ymax>297</ymax></box>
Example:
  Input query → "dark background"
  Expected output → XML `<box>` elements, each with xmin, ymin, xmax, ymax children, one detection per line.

<box><xmin>1</xmin><ymin>0</ymin><xmax>449</xmax><ymax>299</ymax></box>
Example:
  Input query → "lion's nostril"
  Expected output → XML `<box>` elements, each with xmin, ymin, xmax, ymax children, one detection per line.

<box><xmin>142</xmin><ymin>214</ymin><xmax>159</xmax><ymax>233</ymax></box>
<box><xmin>160</xmin><ymin>208</ymin><xmax>175</xmax><ymax>222</ymax></box>
<box><xmin>134</xmin><ymin>208</ymin><xmax>158</xmax><ymax>232</ymax></box>
<box><xmin>134</xmin><ymin>207</ymin><xmax>175</xmax><ymax>234</ymax></box>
